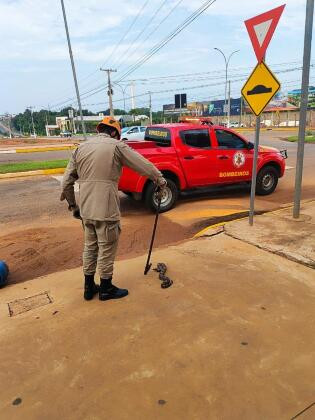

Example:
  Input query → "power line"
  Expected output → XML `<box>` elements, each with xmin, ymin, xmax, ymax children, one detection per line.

<box><xmin>120</xmin><ymin>60</ymin><xmax>315</xmax><ymax>83</ymax></box>
<box><xmin>115</xmin><ymin>0</ymin><xmax>217</xmax><ymax>82</ymax></box>
<box><xmin>136</xmin><ymin>0</ymin><xmax>185</xmax><ymax>58</ymax></box>
<box><xmin>106</xmin><ymin>0</ymin><xmax>151</xmax><ymax>68</ymax></box>
<box><xmin>114</xmin><ymin>0</ymin><xmax>169</xmax><ymax>70</ymax></box>
<box><xmin>70</xmin><ymin>0</ymin><xmax>151</xmax><ymax>89</ymax></box>
<box><xmin>48</xmin><ymin>58</ymin><xmax>313</xmax><ymax>109</ymax></box>
<box><xmin>50</xmin><ymin>63</ymin><xmax>313</xmax><ymax>110</ymax></box>
<box><xmin>80</xmin><ymin>74</ymin><xmax>315</xmax><ymax>109</ymax></box>
<box><xmin>50</xmin><ymin>58</ymin><xmax>307</xmax><ymax>108</ymax></box>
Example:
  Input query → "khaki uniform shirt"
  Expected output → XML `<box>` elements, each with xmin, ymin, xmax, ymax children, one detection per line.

<box><xmin>61</xmin><ymin>134</ymin><xmax>163</xmax><ymax>221</ymax></box>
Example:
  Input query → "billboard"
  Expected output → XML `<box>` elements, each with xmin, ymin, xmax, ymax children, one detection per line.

<box><xmin>287</xmin><ymin>86</ymin><xmax>315</xmax><ymax>108</ymax></box>
<box><xmin>206</xmin><ymin>98</ymin><xmax>242</xmax><ymax>116</ymax></box>
<box><xmin>163</xmin><ymin>104</ymin><xmax>175</xmax><ymax>115</ymax></box>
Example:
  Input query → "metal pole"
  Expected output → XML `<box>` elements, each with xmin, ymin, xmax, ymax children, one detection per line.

<box><xmin>60</xmin><ymin>0</ymin><xmax>87</xmax><ymax>140</ymax></box>
<box><xmin>249</xmin><ymin>115</ymin><xmax>261</xmax><ymax>225</ymax></box>
<box><xmin>214</xmin><ymin>48</ymin><xmax>240</xmax><ymax>124</ymax></box>
<box><xmin>180</xmin><ymin>94</ymin><xmax>182</xmax><ymax>119</ymax></box>
<box><xmin>28</xmin><ymin>107</ymin><xmax>36</xmax><ymax>137</ymax></box>
<box><xmin>227</xmin><ymin>80</ymin><xmax>231</xmax><ymax>128</ymax></box>
<box><xmin>113</xmin><ymin>82</ymin><xmax>128</xmax><ymax>113</ymax></box>
<box><xmin>8</xmin><ymin>115</ymin><xmax>12</xmax><ymax>139</ymax></box>
<box><xmin>130</xmin><ymin>82</ymin><xmax>136</xmax><ymax>110</ymax></box>
<box><xmin>293</xmin><ymin>0</ymin><xmax>314</xmax><ymax>218</ymax></box>
<box><xmin>148</xmin><ymin>91</ymin><xmax>153</xmax><ymax>125</ymax></box>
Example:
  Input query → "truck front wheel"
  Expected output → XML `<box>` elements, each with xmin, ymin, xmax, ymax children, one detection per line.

<box><xmin>256</xmin><ymin>166</ymin><xmax>279</xmax><ymax>195</ymax></box>
<box><xmin>144</xmin><ymin>179</ymin><xmax>178</xmax><ymax>212</ymax></box>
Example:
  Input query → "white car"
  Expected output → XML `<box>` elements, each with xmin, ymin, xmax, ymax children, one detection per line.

<box><xmin>121</xmin><ymin>126</ymin><xmax>146</xmax><ymax>141</ymax></box>
<box><xmin>229</xmin><ymin>122</ymin><xmax>245</xmax><ymax>128</ymax></box>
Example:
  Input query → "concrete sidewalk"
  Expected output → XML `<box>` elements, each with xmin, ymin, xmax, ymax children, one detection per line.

<box><xmin>1</xmin><ymin>217</ymin><xmax>315</xmax><ymax>419</ymax></box>
<box><xmin>225</xmin><ymin>200</ymin><xmax>315</xmax><ymax>269</ymax></box>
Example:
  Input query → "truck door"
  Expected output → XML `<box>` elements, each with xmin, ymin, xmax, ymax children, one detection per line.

<box><xmin>213</xmin><ymin>129</ymin><xmax>253</xmax><ymax>183</ymax></box>
<box><xmin>177</xmin><ymin>128</ymin><xmax>218</xmax><ymax>187</ymax></box>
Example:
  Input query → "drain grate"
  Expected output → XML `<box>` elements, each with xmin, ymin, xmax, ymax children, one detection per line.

<box><xmin>8</xmin><ymin>292</ymin><xmax>53</xmax><ymax>317</ymax></box>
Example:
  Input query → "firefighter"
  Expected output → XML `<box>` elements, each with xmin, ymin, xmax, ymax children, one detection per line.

<box><xmin>61</xmin><ymin>117</ymin><xmax>166</xmax><ymax>301</ymax></box>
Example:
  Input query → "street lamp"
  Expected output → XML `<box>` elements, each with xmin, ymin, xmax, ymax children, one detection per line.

<box><xmin>213</xmin><ymin>48</ymin><xmax>240</xmax><ymax>124</ymax></box>
<box><xmin>113</xmin><ymin>82</ymin><xmax>132</xmax><ymax>113</ymax></box>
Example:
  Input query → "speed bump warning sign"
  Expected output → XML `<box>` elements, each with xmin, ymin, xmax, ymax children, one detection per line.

<box><xmin>241</xmin><ymin>61</ymin><xmax>280</xmax><ymax>116</ymax></box>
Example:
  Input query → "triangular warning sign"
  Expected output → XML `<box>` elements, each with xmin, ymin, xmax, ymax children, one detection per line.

<box><xmin>245</xmin><ymin>4</ymin><xmax>286</xmax><ymax>63</ymax></box>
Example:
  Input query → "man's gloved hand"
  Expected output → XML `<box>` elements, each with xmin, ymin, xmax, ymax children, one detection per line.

<box><xmin>156</xmin><ymin>177</ymin><xmax>167</xmax><ymax>189</ymax></box>
<box><xmin>155</xmin><ymin>177</ymin><xmax>167</xmax><ymax>201</ymax></box>
<box><xmin>71</xmin><ymin>205</ymin><xmax>82</xmax><ymax>220</ymax></box>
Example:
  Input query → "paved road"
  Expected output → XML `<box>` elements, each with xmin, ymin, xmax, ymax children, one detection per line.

<box><xmin>0</xmin><ymin>149</ymin><xmax>73</xmax><ymax>163</ymax></box>
<box><xmin>0</xmin><ymin>129</ymin><xmax>299</xmax><ymax>163</ymax></box>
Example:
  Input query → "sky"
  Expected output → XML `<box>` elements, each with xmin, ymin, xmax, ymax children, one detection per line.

<box><xmin>0</xmin><ymin>0</ymin><xmax>314</xmax><ymax>115</ymax></box>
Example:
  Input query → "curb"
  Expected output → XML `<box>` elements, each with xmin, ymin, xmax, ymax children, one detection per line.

<box><xmin>194</xmin><ymin>199</ymin><xmax>315</xmax><ymax>238</ymax></box>
<box><xmin>194</xmin><ymin>216</ymin><xmax>247</xmax><ymax>238</ymax></box>
<box><xmin>0</xmin><ymin>168</ymin><xmax>66</xmax><ymax>179</ymax></box>
<box><xmin>0</xmin><ymin>145</ymin><xmax>76</xmax><ymax>154</ymax></box>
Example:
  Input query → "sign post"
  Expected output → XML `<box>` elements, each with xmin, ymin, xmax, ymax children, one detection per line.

<box><xmin>293</xmin><ymin>0</ymin><xmax>314</xmax><ymax>218</ymax></box>
<box><xmin>242</xmin><ymin>5</ymin><xmax>285</xmax><ymax>225</ymax></box>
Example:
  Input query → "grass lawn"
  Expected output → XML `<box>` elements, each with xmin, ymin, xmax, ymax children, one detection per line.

<box><xmin>0</xmin><ymin>159</ymin><xmax>68</xmax><ymax>174</ymax></box>
<box><xmin>286</xmin><ymin>135</ymin><xmax>315</xmax><ymax>143</ymax></box>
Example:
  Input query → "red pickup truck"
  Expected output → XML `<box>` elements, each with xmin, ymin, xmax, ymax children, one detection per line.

<box><xmin>118</xmin><ymin>122</ymin><xmax>286</xmax><ymax>212</ymax></box>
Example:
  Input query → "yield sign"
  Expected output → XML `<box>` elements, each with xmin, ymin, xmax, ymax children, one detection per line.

<box><xmin>241</xmin><ymin>61</ymin><xmax>280</xmax><ymax>116</ymax></box>
<box><xmin>245</xmin><ymin>4</ymin><xmax>286</xmax><ymax>63</ymax></box>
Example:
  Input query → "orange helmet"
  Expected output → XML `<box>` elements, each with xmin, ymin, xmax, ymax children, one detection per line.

<box><xmin>97</xmin><ymin>116</ymin><xmax>121</xmax><ymax>136</ymax></box>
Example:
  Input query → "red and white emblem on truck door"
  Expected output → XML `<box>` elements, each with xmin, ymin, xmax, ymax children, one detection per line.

<box><xmin>233</xmin><ymin>151</ymin><xmax>246</xmax><ymax>168</ymax></box>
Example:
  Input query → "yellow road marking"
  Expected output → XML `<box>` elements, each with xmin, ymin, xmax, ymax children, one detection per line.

<box><xmin>42</xmin><ymin>168</ymin><xmax>66</xmax><ymax>175</ymax></box>
<box><xmin>16</xmin><ymin>146</ymin><xmax>76</xmax><ymax>153</ymax></box>
<box><xmin>167</xmin><ymin>208</ymin><xmax>247</xmax><ymax>221</ymax></box>
<box><xmin>0</xmin><ymin>167</ymin><xmax>66</xmax><ymax>179</ymax></box>
<box><xmin>194</xmin><ymin>217</ymin><xmax>248</xmax><ymax>238</ymax></box>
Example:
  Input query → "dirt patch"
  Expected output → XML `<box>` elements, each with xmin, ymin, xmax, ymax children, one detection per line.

<box><xmin>0</xmin><ymin>215</ymin><xmax>193</xmax><ymax>284</ymax></box>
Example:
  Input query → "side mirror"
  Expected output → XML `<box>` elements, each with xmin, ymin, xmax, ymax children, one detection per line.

<box><xmin>247</xmin><ymin>142</ymin><xmax>254</xmax><ymax>150</ymax></box>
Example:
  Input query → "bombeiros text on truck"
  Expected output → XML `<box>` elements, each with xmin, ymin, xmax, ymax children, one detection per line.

<box><xmin>119</xmin><ymin>117</ymin><xmax>287</xmax><ymax>212</ymax></box>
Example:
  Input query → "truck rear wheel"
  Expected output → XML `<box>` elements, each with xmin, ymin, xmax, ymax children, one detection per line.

<box><xmin>144</xmin><ymin>179</ymin><xmax>178</xmax><ymax>212</ymax></box>
<box><xmin>256</xmin><ymin>166</ymin><xmax>279</xmax><ymax>195</ymax></box>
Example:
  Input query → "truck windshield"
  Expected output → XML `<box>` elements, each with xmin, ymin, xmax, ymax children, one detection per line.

<box><xmin>144</xmin><ymin>127</ymin><xmax>171</xmax><ymax>147</ymax></box>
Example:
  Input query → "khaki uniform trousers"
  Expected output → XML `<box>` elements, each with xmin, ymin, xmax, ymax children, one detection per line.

<box><xmin>82</xmin><ymin>219</ymin><xmax>120</xmax><ymax>279</ymax></box>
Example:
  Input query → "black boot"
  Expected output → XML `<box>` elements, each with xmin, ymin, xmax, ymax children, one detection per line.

<box><xmin>84</xmin><ymin>274</ymin><xmax>99</xmax><ymax>301</ymax></box>
<box><xmin>99</xmin><ymin>277</ymin><xmax>128</xmax><ymax>301</ymax></box>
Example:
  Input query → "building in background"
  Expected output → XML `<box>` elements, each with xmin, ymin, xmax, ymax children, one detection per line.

<box><xmin>46</xmin><ymin>113</ymin><xmax>149</xmax><ymax>136</ymax></box>
<box><xmin>287</xmin><ymin>86</ymin><xmax>315</xmax><ymax>108</ymax></box>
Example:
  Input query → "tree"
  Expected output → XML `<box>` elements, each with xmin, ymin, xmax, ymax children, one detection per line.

<box><xmin>129</xmin><ymin>107</ymin><xmax>150</xmax><ymax>116</ymax></box>
<box><xmin>98</xmin><ymin>108</ymin><xmax>127</xmax><ymax>115</ymax></box>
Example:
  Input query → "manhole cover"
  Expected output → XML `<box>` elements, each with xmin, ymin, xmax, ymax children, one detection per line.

<box><xmin>8</xmin><ymin>292</ymin><xmax>52</xmax><ymax>317</ymax></box>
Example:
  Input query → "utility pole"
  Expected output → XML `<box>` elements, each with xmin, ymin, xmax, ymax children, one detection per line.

<box><xmin>60</xmin><ymin>0</ymin><xmax>87</xmax><ymax>140</ymax></box>
<box><xmin>28</xmin><ymin>106</ymin><xmax>36</xmax><ymax>138</ymax></box>
<box><xmin>7</xmin><ymin>114</ymin><xmax>12</xmax><ymax>139</ymax></box>
<box><xmin>148</xmin><ymin>91</ymin><xmax>152</xmax><ymax>125</ymax></box>
<box><xmin>45</xmin><ymin>110</ymin><xmax>49</xmax><ymax>137</ymax></box>
<box><xmin>227</xmin><ymin>80</ymin><xmax>231</xmax><ymax>128</ymax></box>
<box><xmin>293</xmin><ymin>0</ymin><xmax>314</xmax><ymax>219</ymax></box>
<box><xmin>130</xmin><ymin>82</ymin><xmax>136</xmax><ymax>110</ymax></box>
<box><xmin>100</xmin><ymin>68</ymin><xmax>117</xmax><ymax>117</ymax></box>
